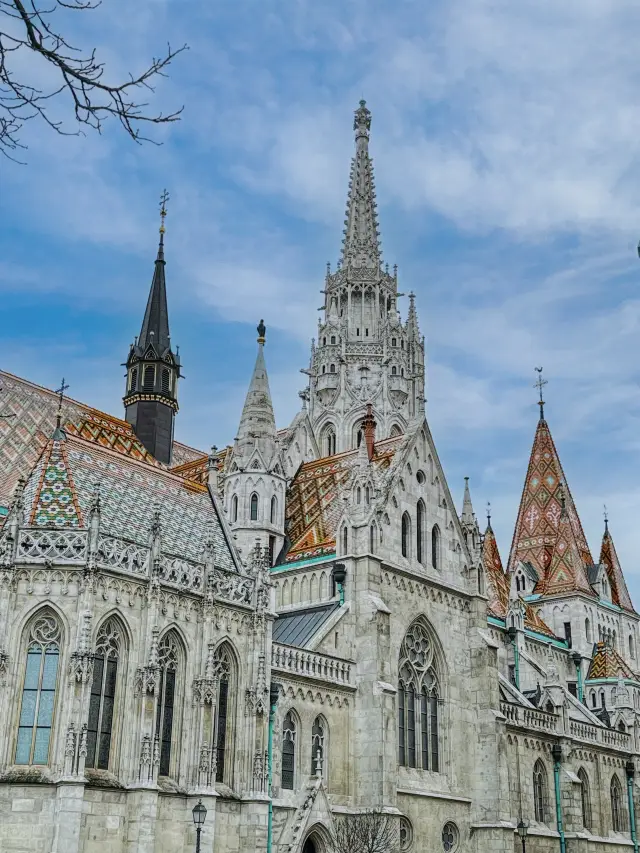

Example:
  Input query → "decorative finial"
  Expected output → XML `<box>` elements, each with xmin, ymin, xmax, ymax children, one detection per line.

<box><xmin>54</xmin><ymin>377</ymin><xmax>69</xmax><ymax>429</ymax></box>
<box><xmin>353</xmin><ymin>99</ymin><xmax>371</xmax><ymax>142</ymax></box>
<box><xmin>159</xmin><ymin>189</ymin><xmax>169</xmax><ymax>239</ymax></box>
<box><xmin>534</xmin><ymin>367</ymin><xmax>547</xmax><ymax>420</ymax></box>
<box><xmin>604</xmin><ymin>504</ymin><xmax>609</xmax><ymax>534</ymax></box>
<box><xmin>257</xmin><ymin>319</ymin><xmax>266</xmax><ymax>344</ymax></box>
<box><xmin>486</xmin><ymin>500</ymin><xmax>491</xmax><ymax>527</ymax></box>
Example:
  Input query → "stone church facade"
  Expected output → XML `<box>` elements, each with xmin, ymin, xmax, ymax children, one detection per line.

<box><xmin>0</xmin><ymin>101</ymin><xmax>639</xmax><ymax>853</ymax></box>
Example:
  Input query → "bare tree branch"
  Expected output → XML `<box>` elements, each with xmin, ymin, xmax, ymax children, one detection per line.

<box><xmin>330</xmin><ymin>809</ymin><xmax>400</xmax><ymax>853</ymax></box>
<box><xmin>0</xmin><ymin>0</ymin><xmax>187</xmax><ymax>160</ymax></box>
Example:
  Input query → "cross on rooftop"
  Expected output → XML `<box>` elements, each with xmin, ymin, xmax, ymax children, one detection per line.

<box><xmin>159</xmin><ymin>189</ymin><xmax>169</xmax><ymax>235</ymax></box>
<box><xmin>534</xmin><ymin>366</ymin><xmax>548</xmax><ymax>420</ymax></box>
<box><xmin>54</xmin><ymin>377</ymin><xmax>69</xmax><ymax>427</ymax></box>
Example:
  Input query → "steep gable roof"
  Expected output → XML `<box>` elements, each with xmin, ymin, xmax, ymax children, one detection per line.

<box><xmin>587</xmin><ymin>642</ymin><xmax>636</xmax><ymax>681</ymax></box>
<box><xmin>600</xmin><ymin>523</ymin><xmax>635</xmax><ymax>613</ymax></box>
<box><xmin>508</xmin><ymin>416</ymin><xmax>593</xmax><ymax>589</ymax></box>
<box><xmin>540</xmin><ymin>501</ymin><xmax>595</xmax><ymax>597</ymax></box>
<box><xmin>26</xmin><ymin>433</ymin><xmax>83</xmax><ymax>528</ymax></box>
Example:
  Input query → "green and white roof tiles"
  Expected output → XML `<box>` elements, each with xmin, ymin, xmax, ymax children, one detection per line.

<box><xmin>19</xmin><ymin>430</ymin><xmax>239</xmax><ymax>574</ymax></box>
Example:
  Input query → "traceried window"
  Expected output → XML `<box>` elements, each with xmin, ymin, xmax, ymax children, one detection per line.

<box><xmin>311</xmin><ymin>715</ymin><xmax>326</xmax><ymax>776</ymax></box>
<box><xmin>611</xmin><ymin>774</ymin><xmax>626</xmax><ymax>832</ymax></box>
<box><xmin>533</xmin><ymin>759</ymin><xmax>548</xmax><ymax>823</ymax></box>
<box><xmin>578</xmin><ymin>768</ymin><xmax>592</xmax><ymax>830</ymax></box>
<box><xmin>282</xmin><ymin>711</ymin><xmax>297</xmax><ymax>790</ymax></box>
<box><xmin>15</xmin><ymin>613</ymin><xmax>61</xmax><ymax>765</ymax></box>
<box><xmin>397</xmin><ymin>620</ymin><xmax>440</xmax><ymax>772</ymax></box>
<box><xmin>214</xmin><ymin>645</ymin><xmax>233</xmax><ymax>784</ymax></box>
<box><xmin>156</xmin><ymin>631</ymin><xmax>180</xmax><ymax>777</ymax></box>
<box><xmin>401</xmin><ymin>513</ymin><xmax>411</xmax><ymax>559</ymax></box>
<box><xmin>250</xmin><ymin>493</ymin><xmax>259</xmax><ymax>521</ymax></box>
<box><xmin>86</xmin><ymin>618</ymin><xmax>122</xmax><ymax>770</ymax></box>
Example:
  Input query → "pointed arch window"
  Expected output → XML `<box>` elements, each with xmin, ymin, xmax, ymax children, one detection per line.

<box><xmin>392</xmin><ymin>366</ymin><xmax>397</xmax><ymax>376</ymax></box>
<box><xmin>129</xmin><ymin>368</ymin><xmax>138</xmax><ymax>391</ymax></box>
<box><xmin>578</xmin><ymin>768</ymin><xmax>591</xmax><ymax>830</ymax></box>
<box><xmin>322</xmin><ymin>425</ymin><xmax>336</xmax><ymax>457</ymax></box>
<box><xmin>161</xmin><ymin>368</ymin><xmax>171</xmax><ymax>394</ymax></box>
<box><xmin>156</xmin><ymin>632</ymin><xmax>180</xmax><ymax>777</ymax></box>
<box><xmin>356</xmin><ymin>487</ymin><xmax>362</xmax><ymax>505</ymax></box>
<box><xmin>401</xmin><ymin>512</ymin><xmax>411</xmax><ymax>559</ymax></box>
<box><xmin>330</xmin><ymin>335</ymin><xmax>336</xmax><ymax>344</ymax></box>
<box><xmin>585</xmin><ymin>618</ymin><xmax>592</xmax><ymax>644</ymax></box>
<box><xmin>342</xmin><ymin>526</ymin><xmax>348</xmax><ymax>555</ymax></box>
<box><xmin>611</xmin><ymin>774</ymin><xmax>626</xmax><ymax>832</ymax></box>
<box><xmin>250</xmin><ymin>493</ymin><xmax>259</xmax><ymax>521</ymax></box>
<box><xmin>86</xmin><ymin>618</ymin><xmax>122</xmax><ymax>770</ymax></box>
<box><xmin>270</xmin><ymin>495</ymin><xmax>278</xmax><ymax>525</ymax></box>
<box><xmin>143</xmin><ymin>365</ymin><xmax>155</xmax><ymax>391</ymax></box>
<box><xmin>369</xmin><ymin>524</ymin><xmax>376</xmax><ymax>554</ymax></box>
<box><xmin>397</xmin><ymin>620</ymin><xmax>440</xmax><ymax>772</ymax></box>
<box><xmin>329</xmin><ymin>364</ymin><xmax>336</xmax><ymax>374</ymax></box>
<box><xmin>214</xmin><ymin>646</ymin><xmax>233</xmax><ymax>784</ymax></box>
<box><xmin>431</xmin><ymin>524</ymin><xmax>441</xmax><ymax>570</ymax></box>
<box><xmin>282</xmin><ymin>711</ymin><xmax>296</xmax><ymax>790</ymax></box>
<box><xmin>533</xmin><ymin>760</ymin><xmax>548</xmax><ymax>823</ymax></box>
<box><xmin>311</xmin><ymin>716</ymin><xmax>326</xmax><ymax>776</ymax></box>
<box><xmin>417</xmin><ymin>500</ymin><xmax>425</xmax><ymax>565</ymax></box>
<box><xmin>231</xmin><ymin>494</ymin><xmax>238</xmax><ymax>522</ymax></box>
<box><xmin>15</xmin><ymin>613</ymin><xmax>61</xmax><ymax>765</ymax></box>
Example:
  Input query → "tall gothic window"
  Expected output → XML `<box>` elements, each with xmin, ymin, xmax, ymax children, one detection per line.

<box><xmin>431</xmin><ymin>524</ymin><xmax>441</xmax><ymax>569</ymax></box>
<box><xmin>401</xmin><ymin>512</ymin><xmax>411</xmax><ymax>559</ymax></box>
<box><xmin>250</xmin><ymin>493</ymin><xmax>259</xmax><ymax>521</ymax></box>
<box><xmin>15</xmin><ymin>612</ymin><xmax>61</xmax><ymax>765</ymax></box>
<box><xmin>282</xmin><ymin>711</ymin><xmax>297</xmax><ymax>790</ymax></box>
<box><xmin>397</xmin><ymin>620</ymin><xmax>440</xmax><ymax>772</ymax></box>
<box><xmin>417</xmin><ymin>500</ymin><xmax>425</xmax><ymax>565</ymax></box>
<box><xmin>578</xmin><ymin>768</ymin><xmax>592</xmax><ymax>830</ymax></box>
<box><xmin>156</xmin><ymin>631</ymin><xmax>180</xmax><ymax>777</ymax></box>
<box><xmin>611</xmin><ymin>774</ymin><xmax>625</xmax><ymax>832</ymax></box>
<box><xmin>214</xmin><ymin>646</ymin><xmax>232</xmax><ymax>784</ymax></box>
<box><xmin>342</xmin><ymin>526</ymin><xmax>348</xmax><ymax>555</ymax></box>
<box><xmin>270</xmin><ymin>495</ymin><xmax>278</xmax><ymax>525</ymax></box>
<box><xmin>231</xmin><ymin>494</ymin><xmax>238</xmax><ymax>522</ymax></box>
<box><xmin>533</xmin><ymin>760</ymin><xmax>548</xmax><ymax>823</ymax></box>
<box><xmin>86</xmin><ymin>618</ymin><xmax>122</xmax><ymax>770</ymax></box>
<box><xmin>311</xmin><ymin>715</ymin><xmax>326</xmax><ymax>776</ymax></box>
<box><xmin>322</xmin><ymin>425</ymin><xmax>336</xmax><ymax>456</ymax></box>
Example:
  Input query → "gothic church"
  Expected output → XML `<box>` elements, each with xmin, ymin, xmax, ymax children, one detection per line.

<box><xmin>0</xmin><ymin>101</ymin><xmax>639</xmax><ymax>853</ymax></box>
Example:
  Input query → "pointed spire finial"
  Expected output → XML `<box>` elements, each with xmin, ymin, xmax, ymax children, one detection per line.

<box><xmin>534</xmin><ymin>367</ymin><xmax>547</xmax><ymax>420</ymax></box>
<box><xmin>486</xmin><ymin>500</ymin><xmax>492</xmax><ymax>529</ymax></box>
<box><xmin>159</xmin><ymin>189</ymin><xmax>169</xmax><ymax>236</ymax></box>
<box><xmin>257</xmin><ymin>319</ymin><xmax>266</xmax><ymax>344</ymax></box>
<box><xmin>604</xmin><ymin>504</ymin><xmax>609</xmax><ymax>534</ymax></box>
<box><xmin>354</xmin><ymin>99</ymin><xmax>371</xmax><ymax>144</ymax></box>
<box><xmin>54</xmin><ymin>377</ymin><xmax>69</xmax><ymax>432</ymax></box>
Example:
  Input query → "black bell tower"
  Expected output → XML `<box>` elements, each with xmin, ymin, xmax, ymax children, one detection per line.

<box><xmin>123</xmin><ymin>192</ymin><xmax>181</xmax><ymax>464</ymax></box>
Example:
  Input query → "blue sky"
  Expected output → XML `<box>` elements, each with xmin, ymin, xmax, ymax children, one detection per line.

<box><xmin>2</xmin><ymin>0</ymin><xmax>640</xmax><ymax>600</ymax></box>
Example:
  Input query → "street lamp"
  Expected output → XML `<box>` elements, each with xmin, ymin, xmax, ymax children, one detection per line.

<box><xmin>517</xmin><ymin>819</ymin><xmax>529</xmax><ymax>853</ymax></box>
<box><xmin>192</xmin><ymin>799</ymin><xmax>207</xmax><ymax>853</ymax></box>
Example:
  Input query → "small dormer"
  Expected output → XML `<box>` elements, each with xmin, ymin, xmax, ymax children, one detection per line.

<box><xmin>511</xmin><ymin>561</ymin><xmax>538</xmax><ymax>598</ymax></box>
<box><xmin>589</xmin><ymin>563</ymin><xmax>611</xmax><ymax>603</ymax></box>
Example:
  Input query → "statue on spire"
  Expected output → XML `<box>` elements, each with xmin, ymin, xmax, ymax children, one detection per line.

<box><xmin>257</xmin><ymin>319</ymin><xmax>266</xmax><ymax>342</ymax></box>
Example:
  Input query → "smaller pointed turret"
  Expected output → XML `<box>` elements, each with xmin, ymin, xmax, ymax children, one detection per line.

<box><xmin>599</xmin><ymin>517</ymin><xmax>635</xmax><ymax>613</ymax></box>
<box><xmin>235</xmin><ymin>320</ymin><xmax>277</xmax><ymax>465</ymax></box>
<box><xmin>123</xmin><ymin>192</ymin><xmax>180</xmax><ymax>465</ymax></box>
<box><xmin>459</xmin><ymin>477</ymin><xmax>480</xmax><ymax>556</ymax></box>
<box><xmin>406</xmin><ymin>292</ymin><xmax>421</xmax><ymax>340</ymax></box>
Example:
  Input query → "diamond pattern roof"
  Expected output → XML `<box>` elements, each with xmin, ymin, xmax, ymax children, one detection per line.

<box><xmin>587</xmin><ymin>642</ymin><xmax>636</xmax><ymax>680</ymax></box>
<box><xmin>600</xmin><ymin>526</ymin><xmax>635</xmax><ymax>613</ymax></box>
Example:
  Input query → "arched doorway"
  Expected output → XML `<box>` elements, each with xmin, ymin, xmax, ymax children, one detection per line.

<box><xmin>302</xmin><ymin>839</ymin><xmax>317</xmax><ymax>853</ymax></box>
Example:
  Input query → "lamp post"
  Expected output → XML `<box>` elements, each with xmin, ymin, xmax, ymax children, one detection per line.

<box><xmin>517</xmin><ymin>819</ymin><xmax>528</xmax><ymax>853</ymax></box>
<box><xmin>192</xmin><ymin>798</ymin><xmax>207</xmax><ymax>853</ymax></box>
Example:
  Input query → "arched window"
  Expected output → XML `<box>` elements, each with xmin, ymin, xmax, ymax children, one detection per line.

<box><xmin>630</xmin><ymin>634</ymin><xmax>635</xmax><ymax>660</ymax></box>
<box><xmin>533</xmin><ymin>760</ymin><xmax>548</xmax><ymax>823</ymax></box>
<box><xmin>143</xmin><ymin>365</ymin><xmax>155</xmax><ymax>391</ymax></box>
<box><xmin>401</xmin><ymin>512</ymin><xmax>411</xmax><ymax>559</ymax></box>
<box><xmin>342</xmin><ymin>526</ymin><xmax>348</xmax><ymax>554</ymax></box>
<box><xmin>590</xmin><ymin>691</ymin><xmax>596</xmax><ymax>708</ymax></box>
<box><xmin>392</xmin><ymin>337</ymin><xmax>397</xmax><ymax>347</ymax></box>
<box><xmin>322</xmin><ymin>337</ymin><xmax>327</xmax><ymax>346</ymax></box>
<box><xmin>282</xmin><ymin>711</ymin><xmax>297</xmax><ymax>790</ymax></box>
<box><xmin>329</xmin><ymin>364</ymin><xmax>336</xmax><ymax>374</ymax></box>
<box><xmin>231</xmin><ymin>495</ymin><xmax>238</xmax><ymax>522</ymax></box>
<box><xmin>600</xmin><ymin>689</ymin><xmax>605</xmax><ymax>708</ymax></box>
<box><xmin>322</xmin><ymin>425</ymin><xmax>336</xmax><ymax>457</ymax></box>
<box><xmin>311</xmin><ymin>716</ymin><xmax>326</xmax><ymax>776</ymax></box>
<box><xmin>431</xmin><ymin>525</ymin><xmax>441</xmax><ymax>569</ymax></box>
<box><xmin>86</xmin><ymin>618</ymin><xmax>123</xmax><ymax>770</ymax></box>
<box><xmin>578</xmin><ymin>768</ymin><xmax>592</xmax><ymax>830</ymax></box>
<box><xmin>397</xmin><ymin>620</ymin><xmax>440</xmax><ymax>772</ymax></box>
<box><xmin>417</xmin><ymin>500</ymin><xmax>425</xmax><ymax>565</ymax></box>
<box><xmin>250</xmin><ymin>493</ymin><xmax>259</xmax><ymax>521</ymax></box>
<box><xmin>330</xmin><ymin>335</ymin><xmax>336</xmax><ymax>344</ymax></box>
<box><xmin>356</xmin><ymin>487</ymin><xmax>362</xmax><ymax>505</ymax></box>
<box><xmin>129</xmin><ymin>368</ymin><xmax>138</xmax><ymax>391</ymax></box>
<box><xmin>161</xmin><ymin>368</ymin><xmax>171</xmax><ymax>394</ymax></box>
<box><xmin>585</xmin><ymin>618</ymin><xmax>592</xmax><ymax>644</ymax></box>
<box><xmin>15</xmin><ymin>612</ymin><xmax>61</xmax><ymax>765</ymax></box>
<box><xmin>156</xmin><ymin>631</ymin><xmax>181</xmax><ymax>777</ymax></box>
<box><xmin>322</xmin><ymin>365</ymin><xmax>326</xmax><ymax>374</ymax></box>
<box><xmin>356</xmin><ymin>428</ymin><xmax>363</xmax><ymax>448</ymax></box>
<box><xmin>611</xmin><ymin>774</ymin><xmax>626</xmax><ymax>832</ymax></box>
<box><xmin>214</xmin><ymin>645</ymin><xmax>233</xmax><ymax>784</ymax></box>
<box><xmin>369</xmin><ymin>524</ymin><xmax>376</xmax><ymax>554</ymax></box>
<box><xmin>365</xmin><ymin>486</ymin><xmax>370</xmax><ymax>504</ymax></box>
<box><xmin>270</xmin><ymin>496</ymin><xmax>277</xmax><ymax>525</ymax></box>
<box><xmin>391</xmin><ymin>366</ymin><xmax>397</xmax><ymax>376</ymax></box>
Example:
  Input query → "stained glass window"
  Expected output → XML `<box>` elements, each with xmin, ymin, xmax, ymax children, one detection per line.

<box><xmin>397</xmin><ymin>621</ymin><xmax>441</xmax><ymax>772</ymax></box>
<box><xmin>155</xmin><ymin>632</ymin><xmax>179</xmax><ymax>777</ymax></box>
<box><xmin>282</xmin><ymin>712</ymin><xmax>296</xmax><ymax>790</ymax></box>
<box><xmin>86</xmin><ymin>619</ymin><xmax>121</xmax><ymax>770</ymax></box>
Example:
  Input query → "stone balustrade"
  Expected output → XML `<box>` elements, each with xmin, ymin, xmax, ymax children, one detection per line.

<box><xmin>17</xmin><ymin>528</ymin><xmax>88</xmax><ymax>564</ymax></box>
<box><xmin>500</xmin><ymin>701</ymin><xmax>557</xmax><ymax>733</ymax></box>
<box><xmin>271</xmin><ymin>643</ymin><xmax>353</xmax><ymax>687</ymax></box>
<box><xmin>501</xmin><ymin>701</ymin><xmax>631</xmax><ymax>750</ymax></box>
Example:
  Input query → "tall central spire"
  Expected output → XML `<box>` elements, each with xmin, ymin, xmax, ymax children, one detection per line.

<box><xmin>340</xmin><ymin>100</ymin><xmax>382</xmax><ymax>270</ymax></box>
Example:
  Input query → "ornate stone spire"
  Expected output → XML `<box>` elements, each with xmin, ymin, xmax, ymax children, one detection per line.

<box><xmin>340</xmin><ymin>100</ymin><xmax>381</xmax><ymax>270</ymax></box>
<box><xmin>406</xmin><ymin>292</ymin><xmax>421</xmax><ymax>339</ymax></box>
<box><xmin>235</xmin><ymin>321</ymin><xmax>276</xmax><ymax>463</ymax></box>
<box><xmin>460</xmin><ymin>477</ymin><xmax>475</xmax><ymax>526</ymax></box>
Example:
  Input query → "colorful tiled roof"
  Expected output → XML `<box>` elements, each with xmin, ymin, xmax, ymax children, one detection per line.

<box><xmin>540</xmin><ymin>503</ymin><xmax>595</xmax><ymax>597</ymax></box>
<box><xmin>65</xmin><ymin>411</ymin><xmax>161</xmax><ymax>467</ymax></box>
<box><xmin>587</xmin><ymin>642</ymin><xmax>636</xmax><ymax>680</ymax></box>
<box><xmin>483</xmin><ymin>524</ymin><xmax>555</xmax><ymax>637</ymax></box>
<box><xmin>508</xmin><ymin>417</ymin><xmax>593</xmax><ymax>587</ymax></box>
<box><xmin>170</xmin><ymin>455</ymin><xmax>209</xmax><ymax>486</ymax></box>
<box><xmin>284</xmin><ymin>435</ymin><xmax>403</xmax><ymax>563</ymax></box>
<box><xmin>20</xmin><ymin>431</ymin><xmax>238</xmax><ymax>571</ymax></box>
<box><xmin>0</xmin><ymin>371</ymin><xmax>206</xmax><ymax>508</ymax></box>
<box><xmin>600</xmin><ymin>525</ymin><xmax>635</xmax><ymax>613</ymax></box>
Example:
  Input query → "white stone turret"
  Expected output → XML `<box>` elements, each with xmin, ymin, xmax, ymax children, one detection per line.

<box><xmin>302</xmin><ymin>101</ymin><xmax>426</xmax><ymax>456</ymax></box>
<box><xmin>222</xmin><ymin>321</ymin><xmax>286</xmax><ymax>565</ymax></box>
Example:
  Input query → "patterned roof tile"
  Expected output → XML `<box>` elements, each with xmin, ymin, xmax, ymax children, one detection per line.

<box><xmin>600</xmin><ymin>526</ymin><xmax>635</xmax><ymax>613</ymax></box>
<box><xmin>587</xmin><ymin>642</ymin><xmax>636</xmax><ymax>680</ymax></box>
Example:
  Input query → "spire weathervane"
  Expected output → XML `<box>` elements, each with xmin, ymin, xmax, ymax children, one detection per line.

<box><xmin>486</xmin><ymin>500</ymin><xmax>491</xmax><ymax>528</ymax></box>
<box><xmin>604</xmin><ymin>504</ymin><xmax>609</xmax><ymax>533</ymax></box>
<box><xmin>54</xmin><ymin>377</ymin><xmax>69</xmax><ymax>428</ymax></box>
<box><xmin>534</xmin><ymin>367</ymin><xmax>547</xmax><ymax>420</ymax></box>
<box><xmin>159</xmin><ymin>189</ymin><xmax>169</xmax><ymax>240</ymax></box>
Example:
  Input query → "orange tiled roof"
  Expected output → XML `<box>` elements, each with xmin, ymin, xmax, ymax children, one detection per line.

<box><xmin>284</xmin><ymin>436</ymin><xmax>403</xmax><ymax>563</ymax></box>
<box><xmin>587</xmin><ymin>642</ymin><xmax>636</xmax><ymax>680</ymax></box>
<box><xmin>600</xmin><ymin>526</ymin><xmax>635</xmax><ymax>613</ymax></box>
